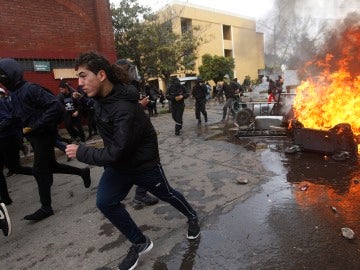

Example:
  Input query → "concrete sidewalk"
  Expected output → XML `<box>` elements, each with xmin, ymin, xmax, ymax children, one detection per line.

<box><xmin>0</xmin><ymin>104</ymin><xmax>272</xmax><ymax>270</ymax></box>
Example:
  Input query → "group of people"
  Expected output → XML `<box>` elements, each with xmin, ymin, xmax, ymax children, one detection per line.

<box><xmin>0</xmin><ymin>53</ymin><xmax>200</xmax><ymax>270</ymax></box>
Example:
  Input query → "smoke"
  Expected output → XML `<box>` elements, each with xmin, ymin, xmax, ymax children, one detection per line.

<box><xmin>294</xmin><ymin>0</ymin><xmax>360</xmax><ymax>20</ymax></box>
<box><xmin>299</xmin><ymin>12</ymin><xmax>360</xmax><ymax>78</ymax></box>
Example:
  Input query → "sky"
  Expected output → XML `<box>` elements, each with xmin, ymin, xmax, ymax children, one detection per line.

<box><xmin>110</xmin><ymin>0</ymin><xmax>360</xmax><ymax>21</ymax></box>
<box><xmin>111</xmin><ymin>0</ymin><xmax>275</xmax><ymax>19</ymax></box>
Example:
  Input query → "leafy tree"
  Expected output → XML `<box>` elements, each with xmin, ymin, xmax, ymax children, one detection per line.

<box><xmin>111</xmin><ymin>0</ymin><xmax>151</xmax><ymax>71</ymax></box>
<box><xmin>111</xmin><ymin>0</ymin><xmax>203</xmax><ymax>85</ymax></box>
<box><xmin>198</xmin><ymin>54</ymin><xmax>235</xmax><ymax>83</ymax></box>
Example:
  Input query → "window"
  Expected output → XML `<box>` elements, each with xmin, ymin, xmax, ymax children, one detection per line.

<box><xmin>223</xmin><ymin>25</ymin><xmax>231</xmax><ymax>40</ymax></box>
<box><xmin>15</xmin><ymin>58</ymin><xmax>76</xmax><ymax>72</ymax></box>
<box><xmin>181</xmin><ymin>18</ymin><xmax>192</xmax><ymax>34</ymax></box>
<box><xmin>224</xmin><ymin>49</ymin><xmax>233</xmax><ymax>58</ymax></box>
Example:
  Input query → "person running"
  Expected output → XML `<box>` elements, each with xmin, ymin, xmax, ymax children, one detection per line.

<box><xmin>166</xmin><ymin>77</ymin><xmax>189</xmax><ymax>135</ymax></box>
<box><xmin>57</xmin><ymin>80</ymin><xmax>86</xmax><ymax>142</ymax></box>
<box><xmin>192</xmin><ymin>77</ymin><xmax>208</xmax><ymax>125</ymax></box>
<box><xmin>0</xmin><ymin>202</ymin><xmax>11</xmax><ymax>236</ymax></box>
<box><xmin>219</xmin><ymin>74</ymin><xmax>240</xmax><ymax>122</ymax></box>
<box><xmin>0</xmin><ymin>58</ymin><xmax>91</xmax><ymax>221</ymax></box>
<box><xmin>66</xmin><ymin>52</ymin><xmax>200</xmax><ymax>270</ymax></box>
<box><xmin>115</xmin><ymin>59</ymin><xmax>159</xmax><ymax>208</ymax></box>
<box><xmin>0</xmin><ymin>91</ymin><xmax>33</xmax><ymax>205</ymax></box>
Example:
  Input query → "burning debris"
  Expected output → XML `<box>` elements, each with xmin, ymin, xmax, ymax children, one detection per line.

<box><xmin>286</xmin><ymin>122</ymin><xmax>358</xmax><ymax>161</ymax></box>
<box><xmin>286</xmin><ymin>13</ymin><xmax>360</xmax><ymax>159</ymax></box>
<box><xmin>292</xmin><ymin>13</ymin><xmax>360</xmax><ymax>134</ymax></box>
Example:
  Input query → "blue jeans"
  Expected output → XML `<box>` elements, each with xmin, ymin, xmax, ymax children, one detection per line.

<box><xmin>96</xmin><ymin>164</ymin><xmax>198</xmax><ymax>244</ymax></box>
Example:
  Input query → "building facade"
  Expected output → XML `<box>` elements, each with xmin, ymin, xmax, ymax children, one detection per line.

<box><xmin>161</xmin><ymin>2</ymin><xmax>265</xmax><ymax>83</ymax></box>
<box><xmin>0</xmin><ymin>0</ymin><xmax>116</xmax><ymax>93</ymax></box>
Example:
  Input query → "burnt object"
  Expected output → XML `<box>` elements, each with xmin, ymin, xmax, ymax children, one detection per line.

<box><xmin>286</xmin><ymin>122</ymin><xmax>358</xmax><ymax>161</ymax></box>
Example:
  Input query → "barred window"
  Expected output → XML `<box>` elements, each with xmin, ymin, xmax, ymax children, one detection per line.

<box><xmin>14</xmin><ymin>58</ymin><xmax>76</xmax><ymax>72</ymax></box>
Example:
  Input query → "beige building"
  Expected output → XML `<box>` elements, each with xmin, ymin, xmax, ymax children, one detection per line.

<box><xmin>159</xmin><ymin>1</ymin><xmax>265</xmax><ymax>84</ymax></box>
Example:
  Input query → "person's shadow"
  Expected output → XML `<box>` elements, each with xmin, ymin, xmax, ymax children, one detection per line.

<box><xmin>152</xmin><ymin>237</ymin><xmax>201</xmax><ymax>270</ymax></box>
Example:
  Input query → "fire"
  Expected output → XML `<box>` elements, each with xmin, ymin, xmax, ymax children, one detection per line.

<box><xmin>293</xmin><ymin>22</ymin><xmax>360</xmax><ymax>135</ymax></box>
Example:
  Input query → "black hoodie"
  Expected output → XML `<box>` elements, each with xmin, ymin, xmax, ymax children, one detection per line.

<box><xmin>76</xmin><ymin>84</ymin><xmax>160</xmax><ymax>172</ymax></box>
<box><xmin>0</xmin><ymin>58</ymin><xmax>63</xmax><ymax>133</ymax></box>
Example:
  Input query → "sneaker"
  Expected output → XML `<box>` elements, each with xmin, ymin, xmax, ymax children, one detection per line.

<box><xmin>0</xmin><ymin>203</ymin><xmax>11</xmax><ymax>236</ymax></box>
<box><xmin>24</xmin><ymin>207</ymin><xmax>54</xmax><ymax>221</ymax></box>
<box><xmin>81</xmin><ymin>167</ymin><xmax>91</xmax><ymax>188</ymax></box>
<box><xmin>133</xmin><ymin>194</ymin><xmax>159</xmax><ymax>207</ymax></box>
<box><xmin>175</xmin><ymin>131</ymin><xmax>180</xmax><ymax>136</ymax></box>
<box><xmin>197</xmin><ymin>120</ymin><xmax>201</xmax><ymax>126</ymax></box>
<box><xmin>118</xmin><ymin>235</ymin><xmax>153</xmax><ymax>270</ymax></box>
<box><xmin>187</xmin><ymin>219</ymin><xmax>200</xmax><ymax>240</ymax></box>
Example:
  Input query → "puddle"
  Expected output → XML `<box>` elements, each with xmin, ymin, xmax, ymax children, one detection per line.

<box><xmin>153</xmin><ymin>139</ymin><xmax>360</xmax><ymax>269</ymax></box>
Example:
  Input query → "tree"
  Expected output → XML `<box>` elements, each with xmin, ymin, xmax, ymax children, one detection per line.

<box><xmin>111</xmin><ymin>0</ymin><xmax>203</xmax><ymax>84</ymax></box>
<box><xmin>198</xmin><ymin>54</ymin><xmax>235</xmax><ymax>83</ymax></box>
<box><xmin>258</xmin><ymin>0</ymin><xmax>328</xmax><ymax>70</ymax></box>
<box><xmin>111</xmin><ymin>0</ymin><xmax>152</xmax><ymax>71</ymax></box>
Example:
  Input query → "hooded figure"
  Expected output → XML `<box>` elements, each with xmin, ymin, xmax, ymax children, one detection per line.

<box><xmin>192</xmin><ymin>77</ymin><xmax>208</xmax><ymax>124</ymax></box>
<box><xmin>0</xmin><ymin>58</ymin><xmax>91</xmax><ymax>221</ymax></box>
<box><xmin>166</xmin><ymin>77</ymin><xmax>189</xmax><ymax>135</ymax></box>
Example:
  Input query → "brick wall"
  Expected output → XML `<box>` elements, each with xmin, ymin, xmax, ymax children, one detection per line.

<box><xmin>0</xmin><ymin>0</ymin><xmax>116</xmax><ymax>93</ymax></box>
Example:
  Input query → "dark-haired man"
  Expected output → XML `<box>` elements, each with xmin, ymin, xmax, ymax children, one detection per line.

<box><xmin>66</xmin><ymin>52</ymin><xmax>200</xmax><ymax>270</ymax></box>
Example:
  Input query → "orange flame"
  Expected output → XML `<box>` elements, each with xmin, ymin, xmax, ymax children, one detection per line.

<box><xmin>293</xmin><ymin>27</ymin><xmax>360</xmax><ymax>135</ymax></box>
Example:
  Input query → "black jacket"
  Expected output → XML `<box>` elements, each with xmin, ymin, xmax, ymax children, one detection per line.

<box><xmin>166</xmin><ymin>82</ymin><xmax>189</xmax><ymax>105</ymax></box>
<box><xmin>219</xmin><ymin>81</ymin><xmax>239</xmax><ymax>99</ymax></box>
<box><xmin>0</xmin><ymin>97</ymin><xmax>22</xmax><ymax>139</ymax></box>
<box><xmin>57</xmin><ymin>90</ymin><xmax>81</xmax><ymax>114</ymax></box>
<box><xmin>192</xmin><ymin>83</ymin><xmax>207</xmax><ymax>100</ymax></box>
<box><xmin>0</xmin><ymin>58</ymin><xmax>63</xmax><ymax>134</ymax></box>
<box><xmin>76</xmin><ymin>84</ymin><xmax>160</xmax><ymax>172</ymax></box>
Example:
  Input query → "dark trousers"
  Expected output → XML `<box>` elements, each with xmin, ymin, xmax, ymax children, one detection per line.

<box><xmin>195</xmin><ymin>99</ymin><xmax>207</xmax><ymax>122</ymax></box>
<box><xmin>148</xmin><ymin>100</ymin><xmax>158</xmax><ymax>116</ymax></box>
<box><xmin>171</xmin><ymin>103</ymin><xmax>185</xmax><ymax>133</ymax></box>
<box><xmin>96</xmin><ymin>164</ymin><xmax>197</xmax><ymax>244</ymax></box>
<box><xmin>0</xmin><ymin>136</ymin><xmax>33</xmax><ymax>202</ymax></box>
<box><xmin>64</xmin><ymin>113</ymin><xmax>85</xmax><ymax>142</ymax></box>
<box><xmin>222</xmin><ymin>97</ymin><xmax>234</xmax><ymax>120</ymax></box>
<box><xmin>27</xmin><ymin>131</ymin><xmax>84</xmax><ymax>209</ymax></box>
<box><xmin>87</xmin><ymin>108</ymin><xmax>97</xmax><ymax>136</ymax></box>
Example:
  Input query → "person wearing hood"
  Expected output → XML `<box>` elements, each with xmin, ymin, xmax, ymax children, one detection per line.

<box><xmin>0</xmin><ymin>58</ymin><xmax>91</xmax><ymax>221</ymax></box>
<box><xmin>0</xmin><ymin>88</ymin><xmax>33</xmax><ymax>205</ymax></box>
<box><xmin>66</xmin><ymin>52</ymin><xmax>200</xmax><ymax>270</ymax></box>
<box><xmin>166</xmin><ymin>77</ymin><xmax>189</xmax><ymax>135</ymax></box>
<box><xmin>192</xmin><ymin>77</ymin><xmax>208</xmax><ymax>125</ymax></box>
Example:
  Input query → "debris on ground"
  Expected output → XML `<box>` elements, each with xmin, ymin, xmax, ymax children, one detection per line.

<box><xmin>236</xmin><ymin>178</ymin><xmax>249</xmax><ymax>185</ymax></box>
<box><xmin>331</xmin><ymin>206</ymin><xmax>337</xmax><ymax>213</ymax></box>
<box><xmin>341</xmin><ymin>227</ymin><xmax>355</xmax><ymax>240</ymax></box>
<box><xmin>300</xmin><ymin>185</ymin><xmax>309</xmax><ymax>191</ymax></box>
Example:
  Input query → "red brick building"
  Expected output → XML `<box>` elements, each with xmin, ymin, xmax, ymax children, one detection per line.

<box><xmin>0</xmin><ymin>0</ymin><xmax>116</xmax><ymax>93</ymax></box>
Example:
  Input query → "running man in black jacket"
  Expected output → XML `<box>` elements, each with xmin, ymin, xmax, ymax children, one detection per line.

<box><xmin>66</xmin><ymin>52</ymin><xmax>200</xmax><ymax>270</ymax></box>
<box><xmin>0</xmin><ymin>58</ymin><xmax>91</xmax><ymax>221</ymax></box>
<box><xmin>166</xmin><ymin>77</ymin><xmax>189</xmax><ymax>135</ymax></box>
<box><xmin>192</xmin><ymin>77</ymin><xmax>208</xmax><ymax>125</ymax></box>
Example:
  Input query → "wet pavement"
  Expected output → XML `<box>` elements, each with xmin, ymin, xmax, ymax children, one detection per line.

<box><xmin>1</xmin><ymin>101</ymin><xmax>360</xmax><ymax>269</ymax></box>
